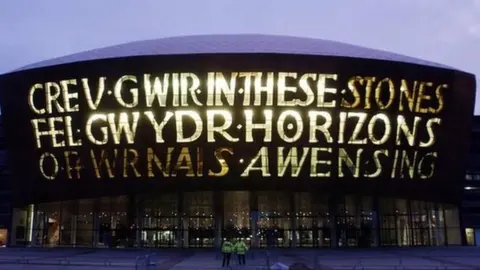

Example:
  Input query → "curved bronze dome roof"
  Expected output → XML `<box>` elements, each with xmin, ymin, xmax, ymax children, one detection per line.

<box><xmin>14</xmin><ymin>34</ymin><xmax>452</xmax><ymax>72</ymax></box>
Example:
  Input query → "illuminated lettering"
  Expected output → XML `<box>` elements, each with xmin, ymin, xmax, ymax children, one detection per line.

<box><xmin>241</xmin><ymin>146</ymin><xmax>270</xmax><ymax>177</ymax></box>
<box><xmin>317</xmin><ymin>74</ymin><xmax>338</xmax><ymax>108</ymax></box>
<box><xmin>277</xmin><ymin>110</ymin><xmax>303</xmax><ymax>143</ymax></box>
<box><xmin>365</xmin><ymin>150</ymin><xmax>388</xmax><ymax>178</ymax></box>
<box><xmin>308</xmin><ymin>111</ymin><xmax>333</xmax><ymax>143</ymax></box>
<box><xmin>39</xmin><ymin>152</ymin><xmax>58</xmax><ymax>180</ymax></box>
<box><xmin>175</xmin><ymin>110</ymin><xmax>202</xmax><ymax>143</ymax></box>
<box><xmin>171</xmin><ymin>147</ymin><xmax>194</xmax><ymax>177</ymax></box>
<box><xmin>64</xmin><ymin>151</ymin><xmax>81</xmax><ymax>179</ymax></box>
<box><xmin>144</xmin><ymin>73</ymin><xmax>168</xmax><ymax>107</ymax></box>
<box><xmin>391</xmin><ymin>149</ymin><xmax>400</xmax><ymax>178</ymax></box>
<box><xmin>60</xmin><ymin>79</ymin><xmax>79</xmax><ymax>112</ymax></box>
<box><xmin>368</xmin><ymin>113</ymin><xmax>391</xmax><ymax>145</ymax></box>
<box><xmin>114</xmin><ymin>75</ymin><xmax>138</xmax><ymax>108</ymax></box>
<box><xmin>108</xmin><ymin>112</ymin><xmax>140</xmax><ymax>144</ymax></box>
<box><xmin>277</xmin><ymin>147</ymin><xmax>309</xmax><ymax>177</ymax></box>
<box><xmin>341</xmin><ymin>76</ymin><xmax>362</xmax><ymax>108</ymax></box>
<box><xmin>90</xmin><ymin>149</ymin><xmax>118</xmax><ymax>179</ymax></box>
<box><xmin>349</xmin><ymin>112</ymin><xmax>368</xmax><ymax>144</ymax></box>
<box><xmin>31</xmin><ymin>118</ymin><xmax>49</xmax><ymax>148</ymax></box>
<box><xmin>208</xmin><ymin>148</ymin><xmax>233</xmax><ymax>176</ymax></box>
<box><xmin>239</xmin><ymin>72</ymin><xmax>254</xmax><ymax>106</ymax></box>
<box><xmin>211</xmin><ymin>72</ymin><xmax>237</xmax><ymax>106</ymax></box>
<box><xmin>415</xmin><ymin>82</ymin><xmax>433</xmax><ymax>114</ymax></box>
<box><xmin>28</xmin><ymin>83</ymin><xmax>46</xmax><ymax>114</ymax></box>
<box><xmin>418</xmin><ymin>152</ymin><xmax>437</xmax><ymax>179</ymax></box>
<box><xmin>396</xmin><ymin>115</ymin><xmax>421</xmax><ymax>146</ymax></box>
<box><xmin>420</xmin><ymin>118</ymin><xmax>441</xmax><ymax>147</ymax></box>
<box><xmin>363</xmin><ymin>77</ymin><xmax>376</xmax><ymax>109</ymax></box>
<box><xmin>310</xmin><ymin>147</ymin><xmax>331</xmax><ymax>177</ymax></box>
<box><xmin>339</xmin><ymin>112</ymin><xmax>367</xmax><ymax>144</ymax></box>
<box><xmin>31</xmin><ymin>117</ymin><xmax>65</xmax><ymax>148</ymax></box>
<box><xmin>297</xmin><ymin>73</ymin><xmax>315</xmax><ymax>106</ymax></box>
<box><xmin>86</xmin><ymin>114</ymin><xmax>108</xmax><ymax>145</ymax></box>
<box><xmin>48</xmin><ymin>117</ymin><xmax>65</xmax><ymax>148</ymax></box>
<box><xmin>399</xmin><ymin>79</ymin><xmax>417</xmax><ymax>112</ymax></box>
<box><xmin>64</xmin><ymin>116</ymin><xmax>81</xmax><ymax>147</ymax></box>
<box><xmin>253</xmin><ymin>72</ymin><xmax>274</xmax><ymax>106</ymax></box>
<box><xmin>206</xmin><ymin>110</ymin><xmax>238</xmax><ymax>142</ymax></box>
<box><xmin>197</xmin><ymin>147</ymin><xmax>203</xmax><ymax>177</ymax></box>
<box><xmin>45</xmin><ymin>82</ymin><xmax>64</xmax><ymax>113</ymax></box>
<box><xmin>207</xmin><ymin>72</ymin><xmax>215</xmax><ymax>106</ymax></box>
<box><xmin>277</xmin><ymin>72</ymin><xmax>298</xmax><ymax>106</ymax></box>
<box><xmin>181</xmin><ymin>73</ymin><xmax>202</xmax><ymax>106</ymax></box>
<box><xmin>172</xmin><ymin>73</ymin><xmax>180</xmax><ymax>107</ymax></box>
<box><xmin>432</xmin><ymin>84</ymin><xmax>447</xmax><ymax>114</ymax></box>
<box><xmin>26</xmin><ymin>72</ymin><xmax>451</xmax><ymax>182</ymax></box>
<box><xmin>82</xmin><ymin>77</ymin><xmax>106</xmax><ymax>110</ymax></box>
<box><xmin>374</xmin><ymin>78</ymin><xmax>395</xmax><ymax>109</ymax></box>
<box><xmin>400</xmin><ymin>150</ymin><xmax>417</xmax><ymax>179</ymax></box>
<box><xmin>147</xmin><ymin>147</ymin><xmax>172</xmax><ymax>177</ymax></box>
<box><xmin>123</xmin><ymin>149</ymin><xmax>141</xmax><ymax>178</ymax></box>
<box><xmin>339</xmin><ymin>148</ymin><xmax>362</xmax><ymax>178</ymax></box>
<box><xmin>244</xmin><ymin>109</ymin><xmax>273</xmax><ymax>142</ymax></box>
<box><xmin>144</xmin><ymin>111</ymin><xmax>173</xmax><ymax>143</ymax></box>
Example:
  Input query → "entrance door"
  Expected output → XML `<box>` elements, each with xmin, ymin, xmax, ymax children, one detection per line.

<box><xmin>156</xmin><ymin>230</ymin><xmax>175</xmax><ymax>247</ymax></box>
<box><xmin>188</xmin><ymin>228</ymin><xmax>214</xmax><ymax>247</ymax></box>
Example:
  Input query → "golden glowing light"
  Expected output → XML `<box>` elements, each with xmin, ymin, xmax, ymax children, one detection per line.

<box><xmin>28</xmin><ymin>71</ymin><xmax>448</xmax><ymax>181</ymax></box>
<box><xmin>208</xmin><ymin>148</ymin><xmax>233</xmax><ymax>176</ymax></box>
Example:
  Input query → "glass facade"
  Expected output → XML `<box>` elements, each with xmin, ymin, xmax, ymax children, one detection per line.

<box><xmin>10</xmin><ymin>191</ymin><xmax>461</xmax><ymax>248</ymax></box>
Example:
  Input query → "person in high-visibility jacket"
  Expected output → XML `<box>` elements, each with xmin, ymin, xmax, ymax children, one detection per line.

<box><xmin>234</xmin><ymin>239</ymin><xmax>249</xmax><ymax>265</ymax></box>
<box><xmin>221</xmin><ymin>239</ymin><xmax>234</xmax><ymax>267</ymax></box>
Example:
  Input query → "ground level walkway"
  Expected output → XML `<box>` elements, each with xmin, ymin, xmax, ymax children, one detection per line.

<box><xmin>0</xmin><ymin>247</ymin><xmax>479</xmax><ymax>269</ymax></box>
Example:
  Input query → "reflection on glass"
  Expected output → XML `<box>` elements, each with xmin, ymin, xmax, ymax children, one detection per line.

<box><xmin>10</xmin><ymin>193</ymin><xmax>461</xmax><ymax>249</ymax></box>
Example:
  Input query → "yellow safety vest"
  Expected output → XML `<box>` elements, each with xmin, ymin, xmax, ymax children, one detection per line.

<box><xmin>234</xmin><ymin>242</ymin><xmax>248</xmax><ymax>254</ymax></box>
<box><xmin>222</xmin><ymin>241</ymin><xmax>233</xmax><ymax>253</ymax></box>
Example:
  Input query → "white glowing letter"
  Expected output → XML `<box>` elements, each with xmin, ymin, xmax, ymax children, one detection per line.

<box><xmin>175</xmin><ymin>110</ymin><xmax>203</xmax><ymax>143</ymax></box>
<box><xmin>144</xmin><ymin>111</ymin><xmax>174</xmax><ymax>143</ymax></box>
<box><xmin>28</xmin><ymin>83</ymin><xmax>46</xmax><ymax>114</ymax></box>
<box><xmin>86</xmin><ymin>114</ymin><xmax>109</xmax><ymax>145</ymax></box>
<box><xmin>244</xmin><ymin>109</ymin><xmax>273</xmax><ymax>142</ymax></box>
<box><xmin>277</xmin><ymin>110</ymin><xmax>303</xmax><ymax>143</ymax></box>
<box><xmin>114</xmin><ymin>75</ymin><xmax>138</xmax><ymax>108</ymax></box>
<box><xmin>207</xmin><ymin>110</ymin><xmax>239</xmax><ymax>142</ymax></box>
<box><xmin>241</xmin><ymin>146</ymin><xmax>270</xmax><ymax>177</ymax></box>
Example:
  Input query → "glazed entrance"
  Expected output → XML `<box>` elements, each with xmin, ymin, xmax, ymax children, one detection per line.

<box><xmin>11</xmin><ymin>191</ymin><xmax>461</xmax><ymax>248</ymax></box>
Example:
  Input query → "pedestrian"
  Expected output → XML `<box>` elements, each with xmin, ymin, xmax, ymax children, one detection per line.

<box><xmin>234</xmin><ymin>238</ymin><xmax>249</xmax><ymax>265</ymax></box>
<box><xmin>221</xmin><ymin>238</ymin><xmax>233</xmax><ymax>267</ymax></box>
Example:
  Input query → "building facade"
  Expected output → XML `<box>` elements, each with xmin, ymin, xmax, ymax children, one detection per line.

<box><xmin>0</xmin><ymin>117</ymin><xmax>11</xmax><ymax>246</ymax></box>
<box><xmin>10</xmin><ymin>193</ymin><xmax>463</xmax><ymax>248</ymax></box>
<box><xmin>462</xmin><ymin>116</ymin><xmax>480</xmax><ymax>245</ymax></box>
<box><xmin>0</xmin><ymin>35</ymin><xmax>476</xmax><ymax>248</ymax></box>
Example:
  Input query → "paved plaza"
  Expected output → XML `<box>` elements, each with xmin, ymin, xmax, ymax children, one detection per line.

<box><xmin>0</xmin><ymin>247</ymin><xmax>479</xmax><ymax>269</ymax></box>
